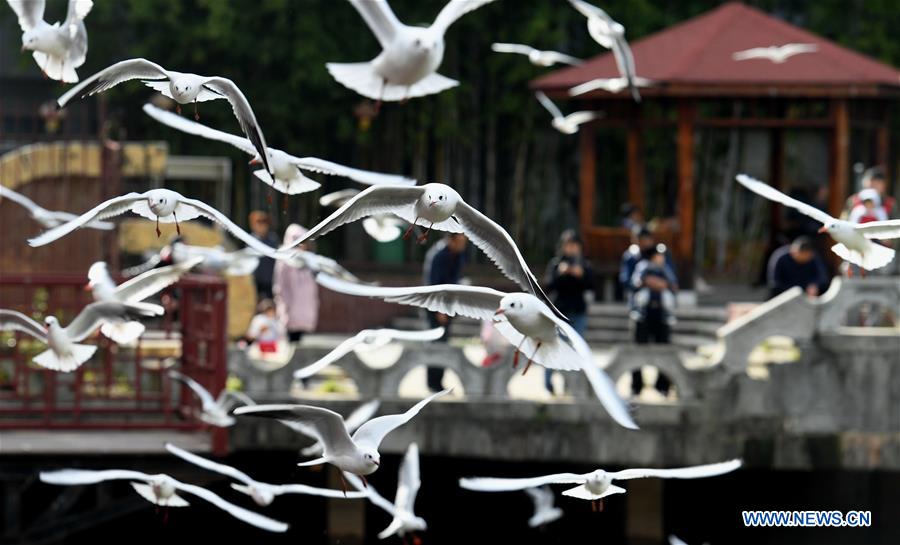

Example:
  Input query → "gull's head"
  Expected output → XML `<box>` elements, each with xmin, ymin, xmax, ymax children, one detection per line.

<box><xmin>496</xmin><ymin>293</ymin><xmax>539</xmax><ymax>322</ymax></box>
<box><xmin>408</xmin><ymin>28</ymin><xmax>440</xmax><ymax>55</ymax></box>
<box><xmin>44</xmin><ymin>316</ymin><xmax>58</xmax><ymax>328</ymax></box>
<box><xmin>147</xmin><ymin>192</ymin><xmax>175</xmax><ymax>214</ymax></box>
<box><xmin>171</xmin><ymin>81</ymin><xmax>195</xmax><ymax>101</ymax></box>
<box><xmin>21</xmin><ymin>29</ymin><xmax>42</xmax><ymax>52</ymax></box>
<box><xmin>422</xmin><ymin>183</ymin><xmax>459</xmax><ymax>212</ymax></box>
<box><xmin>151</xmin><ymin>475</ymin><xmax>177</xmax><ymax>499</ymax></box>
<box><xmin>408</xmin><ymin>516</ymin><xmax>428</xmax><ymax>533</ymax></box>
<box><xmin>362</xmin><ymin>449</ymin><xmax>381</xmax><ymax>471</ymax></box>
<box><xmin>585</xmin><ymin>470</ymin><xmax>611</xmax><ymax>493</ymax></box>
<box><xmin>611</xmin><ymin>22</ymin><xmax>626</xmax><ymax>36</ymax></box>
<box><xmin>819</xmin><ymin>221</ymin><xmax>849</xmax><ymax>236</ymax></box>
<box><xmin>251</xmin><ymin>486</ymin><xmax>275</xmax><ymax>507</ymax></box>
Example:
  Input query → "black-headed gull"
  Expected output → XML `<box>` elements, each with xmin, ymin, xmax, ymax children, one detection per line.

<box><xmin>732</xmin><ymin>43</ymin><xmax>818</xmax><ymax>64</ymax></box>
<box><xmin>315</xmin><ymin>274</ymin><xmax>636</xmax><ymax>430</ymax></box>
<box><xmin>235</xmin><ymin>389</ymin><xmax>451</xmax><ymax>486</ymax></box>
<box><xmin>143</xmin><ymin>103</ymin><xmax>414</xmax><ymax>195</ymax></box>
<box><xmin>491</xmin><ymin>43</ymin><xmax>582</xmax><ymax>67</ymax></box>
<box><xmin>736</xmin><ymin>174</ymin><xmax>900</xmax><ymax>271</ymax></box>
<box><xmin>7</xmin><ymin>0</ymin><xmax>92</xmax><ymax>82</ymax></box>
<box><xmin>26</xmin><ymin>189</ymin><xmax>283</xmax><ymax>257</ymax></box>
<box><xmin>86</xmin><ymin>257</ymin><xmax>202</xmax><ymax>344</ymax></box>
<box><xmin>278</xmin><ymin>249</ymin><xmax>367</xmax><ymax>284</ymax></box>
<box><xmin>278</xmin><ymin>400</ymin><xmax>381</xmax><ymax>458</ymax></box>
<box><xmin>0</xmin><ymin>303</ymin><xmax>161</xmax><ymax>372</ymax></box>
<box><xmin>279</xmin><ymin>183</ymin><xmax>560</xmax><ymax>316</ymax></box>
<box><xmin>0</xmin><ymin>185</ymin><xmax>113</xmax><ymax>230</ymax></box>
<box><xmin>344</xmin><ymin>443</ymin><xmax>426</xmax><ymax>540</ymax></box>
<box><xmin>39</xmin><ymin>468</ymin><xmax>288</xmax><ymax>532</ymax></box>
<box><xmin>168</xmin><ymin>242</ymin><xmax>259</xmax><ymax>277</ymax></box>
<box><xmin>327</xmin><ymin>0</ymin><xmax>496</xmax><ymax>102</ymax></box>
<box><xmin>568</xmin><ymin>76</ymin><xmax>652</xmax><ymax>97</ymax></box>
<box><xmin>168</xmin><ymin>370</ymin><xmax>255</xmax><ymax>427</ymax></box>
<box><xmin>164</xmin><ymin>443</ymin><xmax>365</xmax><ymax>507</ymax></box>
<box><xmin>535</xmin><ymin>91</ymin><xmax>603</xmax><ymax>135</ymax></box>
<box><xmin>57</xmin><ymin>58</ymin><xmax>273</xmax><ymax>176</ymax></box>
<box><xmin>321</xmin><ymin>189</ymin><xmax>407</xmax><ymax>243</ymax></box>
<box><xmin>525</xmin><ymin>486</ymin><xmax>564</xmax><ymax>528</ymax></box>
<box><xmin>293</xmin><ymin>327</ymin><xmax>445</xmax><ymax>381</ymax></box>
<box><xmin>569</xmin><ymin>0</ymin><xmax>641</xmax><ymax>102</ymax></box>
<box><xmin>460</xmin><ymin>459</ymin><xmax>741</xmax><ymax>511</ymax></box>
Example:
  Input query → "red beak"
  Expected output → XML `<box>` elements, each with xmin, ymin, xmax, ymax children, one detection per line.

<box><xmin>429</xmin><ymin>201</ymin><xmax>436</xmax><ymax>208</ymax></box>
<box><xmin>373</xmin><ymin>460</ymin><xmax>380</xmax><ymax>466</ymax></box>
<box><xmin>83</xmin><ymin>283</ymin><xmax>92</xmax><ymax>292</ymax></box>
<box><xmin>493</xmin><ymin>309</ymin><xmax>504</xmax><ymax>316</ymax></box>
<box><xmin>817</xmin><ymin>226</ymin><xmax>828</xmax><ymax>234</ymax></box>
<box><xmin>249</xmin><ymin>157</ymin><xmax>261</xmax><ymax>165</ymax></box>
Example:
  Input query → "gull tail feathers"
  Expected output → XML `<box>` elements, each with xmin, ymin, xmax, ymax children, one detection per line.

<box><xmin>299</xmin><ymin>443</ymin><xmax>324</xmax><ymax>457</ymax></box>
<box><xmin>131</xmin><ymin>483</ymin><xmax>190</xmax><ymax>507</ymax></box>
<box><xmin>296</xmin><ymin>456</ymin><xmax>329</xmax><ymax>468</ymax></box>
<box><xmin>230</xmin><ymin>483</ymin><xmax>254</xmax><ymax>497</ymax></box>
<box><xmin>326</xmin><ymin>63</ymin><xmax>457</xmax><ymax>101</ymax></box>
<box><xmin>832</xmin><ymin>242</ymin><xmax>895</xmax><ymax>271</ymax></box>
<box><xmin>377</xmin><ymin>519</ymin><xmax>405</xmax><ymax>540</ymax></box>
<box><xmin>253</xmin><ymin>170</ymin><xmax>321</xmax><ymax>195</ymax></box>
<box><xmin>32</xmin><ymin>52</ymin><xmax>79</xmax><ymax>83</ymax></box>
<box><xmin>33</xmin><ymin>345</ymin><xmax>96</xmax><ymax>372</ymax></box>
<box><xmin>402</xmin><ymin>72</ymin><xmax>459</xmax><ymax>99</ymax></box>
<box><xmin>529</xmin><ymin>507</ymin><xmax>563</xmax><ymax>528</ymax></box>
<box><xmin>562</xmin><ymin>483</ymin><xmax>625</xmax><ymax>500</ymax></box>
<box><xmin>100</xmin><ymin>321</ymin><xmax>145</xmax><ymax>345</ymax></box>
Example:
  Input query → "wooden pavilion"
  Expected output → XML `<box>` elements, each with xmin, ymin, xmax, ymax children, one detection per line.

<box><xmin>532</xmin><ymin>2</ymin><xmax>900</xmax><ymax>283</ymax></box>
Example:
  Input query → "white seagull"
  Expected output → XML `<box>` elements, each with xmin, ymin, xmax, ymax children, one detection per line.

<box><xmin>57</xmin><ymin>58</ymin><xmax>274</xmax><ymax>176</ymax></box>
<box><xmin>278</xmin><ymin>249</ymin><xmax>367</xmax><ymax>284</ymax></box>
<box><xmin>732</xmin><ymin>43</ymin><xmax>818</xmax><ymax>64</ymax></box>
<box><xmin>327</xmin><ymin>0</ymin><xmax>496</xmax><ymax>102</ymax></box>
<box><xmin>294</xmin><ymin>327</ymin><xmax>445</xmax><ymax>380</ymax></box>
<box><xmin>234</xmin><ymin>389</ymin><xmax>451</xmax><ymax>485</ymax></box>
<box><xmin>0</xmin><ymin>303</ymin><xmax>161</xmax><ymax>372</ymax></box>
<box><xmin>164</xmin><ymin>443</ymin><xmax>365</xmax><ymax>507</ymax></box>
<box><xmin>168</xmin><ymin>370</ymin><xmax>255</xmax><ymax>427</ymax></box>
<box><xmin>86</xmin><ymin>257</ymin><xmax>202</xmax><ymax>344</ymax></box>
<box><xmin>320</xmin><ymin>189</ymin><xmax>408</xmax><ymax>243</ymax></box>
<box><xmin>344</xmin><ymin>443</ymin><xmax>427</xmax><ymax>540</ymax></box>
<box><xmin>460</xmin><ymin>459</ymin><xmax>742</xmax><ymax>511</ymax></box>
<box><xmin>736</xmin><ymin>174</ymin><xmax>900</xmax><ymax>270</ymax></box>
<box><xmin>491</xmin><ymin>43</ymin><xmax>582</xmax><ymax>67</ymax></box>
<box><xmin>0</xmin><ymin>185</ymin><xmax>113</xmax><ymax>230</ymax></box>
<box><xmin>168</xmin><ymin>242</ymin><xmax>259</xmax><ymax>277</ymax></box>
<box><xmin>281</xmin><ymin>400</ymin><xmax>383</xmax><ymax>458</ymax></box>
<box><xmin>569</xmin><ymin>0</ymin><xmax>641</xmax><ymax>102</ymax></box>
<box><xmin>525</xmin><ymin>486</ymin><xmax>564</xmax><ymax>528</ymax></box>
<box><xmin>143</xmin><ymin>103</ymin><xmax>414</xmax><ymax>195</ymax></box>
<box><xmin>314</xmin><ymin>274</ymin><xmax>637</xmax><ymax>430</ymax></box>
<box><xmin>7</xmin><ymin>0</ymin><xmax>92</xmax><ymax>82</ymax></box>
<box><xmin>278</xmin><ymin>183</ymin><xmax>559</xmax><ymax>315</ymax></box>
<box><xmin>568</xmin><ymin>76</ymin><xmax>652</xmax><ymax>97</ymax></box>
<box><xmin>39</xmin><ymin>468</ymin><xmax>288</xmax><ymax>532</ymax></box>
<box><xmin>535</xmin><ymin>91</ymin><xmax>603</xmax><ymax>135</ymax></box>
<box><xmin>27</xmin><ymin>188</ymin><xmax>285</xmax><ymax>258</ymax></box>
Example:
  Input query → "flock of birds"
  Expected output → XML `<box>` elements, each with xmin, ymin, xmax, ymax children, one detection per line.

<box><xmin>4</xmin><ymin>0</ymin><xmax>898</xmax><ymax>540</ymax></box>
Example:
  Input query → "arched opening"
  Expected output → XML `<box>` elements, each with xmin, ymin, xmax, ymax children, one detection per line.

<box><xmin>842</xmin><ymin>300</ymin><xmax>897</xmax><ymax>328</ymax></box>
<box><xmin>745</xmin><ymin>335</ymin><xmax>800</xmax><ymax>379</ymax></box>
<box><xmin>292</xmin><ymin>365</ymin><xmax>361</xmax><ymax>398</ymax></box>
<box><xmin>617</xmin><ymin>366</ymin><xmax>680</xmax><ymax>403</ymax></box>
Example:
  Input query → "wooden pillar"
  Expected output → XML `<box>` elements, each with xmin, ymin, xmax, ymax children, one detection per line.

<box><xmin>626</xmin><ymin>478</ymin><xmax>663</xmax><ymax>543</ymax></box>
<box><xmin>579</xmin><ymin>121</ymin><xmax>597</xmax><ymax>236</ymax></box>
<box><xmin>875</xmin><ymin>118</ymin><xmax>890</xmax><ymax>182</ymax></box>
<box><xmin>827</xmin><ymin>99</ymin><xmax>850</xmax><ymax>217</ymax></box>
<box><xmin>627</xmin><ymin>120</ymin><xmax>645</xmax><ymax>212</ymax></box>
<box><xmin>676</xmin><ymin>100</ymin><xmax>696</xmax><ymax>279</ymax></box>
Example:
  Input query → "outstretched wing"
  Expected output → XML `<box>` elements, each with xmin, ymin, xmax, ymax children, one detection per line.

<box><xmin>780</xmin><ymin>43</ymin><xmax>818</xmax><ymax>58</ymax></box>
<box><xmin>0</xmin><ymin>185</ymin><xmax>42</xmax><ymax>214</ymax></box>
<box><xmin>525</xmin><ymin>485</ymin><xmax>555</xmax><ymax>512</ymax></box>
<box><xmin>491</xmin><ymin>43</ymin><xmax>534</xmax><ymax>56</ymax></box>
<box><xmin>142</xmin><ymin>103</ymin><xmax>258</xmax><ymax>156</ymax></box>
<box><xmin>343</xmin><ymin>400</ymin><xmax>382</xmax><ymax>434</ymax></box>
<box><xmin>855</xmin><ymin>220</ymin><xmax>900</xmax><ymax>240</ymax></box>
<box><xmin>431</xmin><ymin>0</ymin><xmax>495</xmax><ymax>35</ymax></box>
<box><xmin>200</xmin><ymin>77</ymin><xmax>272</xmax><ymax>176</ymax></box>
<box><xmin>732</xmin><ymin>47</ymin><xmax>768</xmax><ymax>61</ymax></box>
<box><xmin>8</xmin><ymin>0</ymin><xmax>45</xmax><ymax>31</ymax></box>
<box><xmin>564</xmin><ymin>111</ymin><xmax>602</xmax><ymax>127</ymax></box>
<box><xmin>58</xmin><ymin>58</ymin><xmax>169</xmax><ymax>107</ymax></box>
<box><xmin>344</xmin><ymin>472</ymin><xmax>398</xmax><ymax>516</ymax></box>
<box><xmin>348</xmin><ymin>0</ymin><xmax>402</xmax><ymax>49</ymax></box>
<box><xmin>27</xmin><ymin>193</ymin><xmax>144</xmax><ymax>247</ymax></box>
<box><xmin>65</xmin><ymin>301</ymin><xmax>160</xmax><ymax>342</ymax></box>
<box><xmin>535</xmin><ymin>91</ymin><xmax>564</xmax><ymax>120</ymax></box>
<box><xmin>40</xmin><ymin>468</ymin><xmax>151</xmax><ymax>485</ymax></box>
<box><xmin>65</xmin><ymin>0</ymin><xmax>93</xmax><ymax>24</ymax></box>
<box><xmin>736</xmin><ymin>174</ymin><xmax>835</xmax><ymax>225</ymax></box>
<box><xmin>396</xmin><ymin>443</ymin><xmax>421</xmax><ymax>512</ymax></box>
<box><xmin>174</xmin><ymin>482</ymin><xmax>288</xmax><ymax>532</ymax></box>
<box><xmin>114</xmin><ymin>256</ymin><xmax>202</xmax><ymax>303</ymax></box>
<box><xmin>459</xmin><ymin>473</ymin><xmax>588</xmax><ymax>492</ymax></box>
<box><xmin>234</xmin><ymin>404</ymin><xmax>357</xmax><ymax>457</ymax></box>
<box><xmin>292</xmin><ymin>157</ymin><xmax>416</xmax><ymax>186</ymax></box>
<box><xmin>544</xmin><ymin>51</ymin><xmax>583</xmax><ymax>66</ymax></box>
<box><xmin>293</xmin><ymin>334</ymin><xmax>364</xmax><ymax>380</ymax></box>
<box><xmin>168</xmin><ymin>370</ymin><xmax>217</xmax><ymax>411</ymax></box>
<box><xmin>352</xmin><ymin>389</ymin><xmax>451</xmax><ymax>450</ymax></box>
<box><xmin>178</xmin><ymin>197</ymin><xmax>279</xmax><ymax>258</ymax></box>
<box><xmin>610</xmin><ymin>459</ymin><xmax>742</xmax><ymax>481</ymax></box>
<box><xmin>269</xmin><ymin>482</ymin><xmax>367</xmax><ymax>499</ymax></box>
<box><xmin>0</xmin><ymin>309</ymin><xmax>47</xmax><ymax>341</ymax></box>
<box><xmin>165</xmin><ymin>443</ymin><xmax>254</xmax><ymax>485</ymax></box>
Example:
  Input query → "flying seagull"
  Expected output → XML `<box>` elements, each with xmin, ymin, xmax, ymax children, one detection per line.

<box><xmin>7</xmin><ymin>0</ymin><xmax>92</xmax><ymax>82</ymax></box>
<box><xmin>736</xmin><ymin>174</ymin><xmax>900</xmax><ymax>271</ymax></box>
<box><xmin>168</xmin><ymin>242</ymin><xmax>259</xmax><ymax>277</ymax></box>
<box><xmin>491</xmin><ymin>43</ymin><xmax>582</xmax><ymax>67</ymax></box>
<box><xmin>460</xmin><ymin>459</ymin><xmax>742</xmax><ymax>511</ymax></box>
<box><xmin>168</xmin><ymin>370</ymin><xmax>255</xmax><ymax>427</ymax></box>
<box><xmin>234</xmin><ymin>389</ymin><xmax>451</xmax><ymax>487</ymax></box>
<box><xmin>0</xmin><ymin>185</ymin><xmax>113</xmax><ymax>230</ymax></box>
<box><xmin>732</xmin><ymin>43</ymin><xmax>818</xmax><ymax>64</ymax></box>
<box><xmin>277</xmin><ymin>249</ymin><xmax>367</xmax><ymax>284</ymax></box>
<box><xmin>568</xmin><ymin>76</ymin><xmax>652</xmax><ymax>97</ymax></box>
<box><xmin>164</xmin><ymin>443</ymin><xmax>365</xmax><ymax>507</ymax></box>
<box><xmin>143</xmin><ymin>103</ymin><xmax>414</xmax><ymax>195</ymax></box>
<box><xmin>315</xmin><ymin>274</ymin><xmax>636</xmax><ymax>430</ymax></box>
<box><xmin>86</xmin><ymin>257</ymin><xmax>202</xmax><ymax>344</ymax></box>
<box><xmin>57</xmin><ymin>58</ymin><xmax>273</xmax><ymax>176</ymax></box>
<box><xmin>281</xmin><ymin>400</ymin><xmax>383</xmax><ymax>457</ymax></box>
<box><xmin>327</xmin><ymin>0</ymin><xmax>496</xmax><ymax>103</ymax></box>
<box><xmin>320</xmin><ymin>189</ymin><xmax>407</xmax><ymax>243</ymax></box>
<box><xmin>525</xmin><ymin>486</ymin><xmax>564</xmax><ymax>528</ymax></box>
<box><xmin>535</xmin><ymin>91</ymin><xmax>603</xmax><ymax>134</ymax></box>
<box><xmin>0</xmin><ymin>303</ymin><xmax>161</xmax><ymax>372</ymax></box>
<box><xmin>569</xmin><ymin>0</ymin><xmax>641</xmax><ymax>102</ymax></box>
<box><xmin>39</xmin><ymin>468</ymin><xmax>288</xmax><ymax>532</ymax></box>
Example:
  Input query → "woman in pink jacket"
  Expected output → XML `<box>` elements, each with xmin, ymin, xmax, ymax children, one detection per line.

<box><xmin>274</xmin><ymin>224</ymin><xmax>320</xmax><ymax>342</ymax></box>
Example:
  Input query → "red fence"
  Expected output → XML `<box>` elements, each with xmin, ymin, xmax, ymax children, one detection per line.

<box><xmin>0</xmin><ymin>273</ymin><xmax>228</xmax><ymax>453</ymax></box>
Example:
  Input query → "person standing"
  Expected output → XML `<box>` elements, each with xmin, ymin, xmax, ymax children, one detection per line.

<box><xmin>273</xmin><ymin>224</ymin><xmax>320</xmax><ymax>343</ymax></box>
<box><xmin>249</xmin><ymin>211</ymin><xmax>279</xmax><ymax>300</ymax></box>
<box><xmin>423</xmin><ymin>233</ymin><xmax>467</xmax><ymax>392</ymax></box>
<box><xmin>543</xmin><ymin>230</ymin><xmax>594</xmax><ymax>396</ymax></box>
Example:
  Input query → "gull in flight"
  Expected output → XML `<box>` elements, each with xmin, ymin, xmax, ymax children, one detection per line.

<box><xmin>320</xmin><ymin>189</ymin><xmax>407</xmax><ymax>243</ymax></box>
<box><xmin>39</xmin><ymin>468</ymin><xmax>288</xmax><ymax>532</ymax></box>
<box><xmin>569</xmin><ymin>0</ymin><xmax>641</xmax><ymax>101</ymax></box>
<box><xmin>732</xmin><ymin>43</ymin><xmax>818</xmax><ymax>64</ymax></box>
<box><xmin>315</xmin><ymin>274</ymin><xmax>636</xmax><ymax>430</ymax></box>
<box><xmin>143</xmin><ymin>103</ymin><xmax>414</xmax><ymax>195</ymax></box>
<box><xmin>293</xmin><ymin>327</ymin><xmax>445</xmax><ymax>381</ymax></box>
<box><xmin>167</xmin><ymin>242</ymin><xmax>259</xmax><ymax>277</ymax></box>
<box><xmin>86</xmin><ymin>257</ymin><xmax>202</xmax><ymax>344</ymax></box>
<box><xmin>279</xmin><ymin>183</ymin><xmax>561</xmax><ymax>316</ymax></box>
<box><xmin>277</xmin><ymin>249</ymin><xmax>367</xmax><ymax>284</ymax></box>
<box><xmin>0</xmin><ymin>185</ymin><xmax>113</xmax><ymax>230</ymax></box>
<box><xmin>491</xmin><ymin>43</ymin><xmax>582</xmax><ymax>67</ymax></box>
<box><xmin>281</xmin><ymin>400</ymin><xmax>383</xmax><ymax>458</ymax></box>
<box><xmin>327</xmin><ymin>0</ymin><xmax>496</xmax><ymax>103</ymax></box>
<box><xmin>736</xmin><ymin>174</ymin><xmax>900</xmax><ymax>271</ymax></box>
<box><xmin>0</xmin><ymin>303</ymin><xmax>161</xmax><ymax>372</ymax></box>
<box><xmin>525</xmin><ymin>486</ymin><xmax>564</xmax><ymax>528</ymax></box>
<box><xmin>57</xmin><ymin>58</ymin><xmax>274</xmax><ymax>176</ymax></box>
<box><xmin>26</xmin><ymin>189</ymin><xmax>286</xmax><ymax>257</ymax></box>
<box><xmin>168</xmin><ymin>370</ymin><xmax>255</xmax><ymax>427</ymax></box>
<box><xmin>535</xmin><ymin>91</ymin><xmax>603</xmax><ymax>135</ymax></box>
<box><xmin>568</xmin><ymin>76</ymin><xmax>652</xmax><ymax>97</ymax></box>
<box><xmin>164</xmin><ymin>443</ymin><xmax>365</xmax><ymax>507</ymax></box>
<box><xmin>234</xmin><ymin>389</ymin><xmax>451</xmax><ymax>489</ymax></box>
<box><xmin>460</xmin><ymin>459</ymin><xmax>742</xmax><ymax>511</ymax></box>
<box><xmin>7</xmin><ymin>0</ymin><xmax>92</xmax><ymax>82</ymax></box>
<box><xmin>344</xmin><ymin>443</ymin><xmax>427</xmax><ymax>541</ymax></box>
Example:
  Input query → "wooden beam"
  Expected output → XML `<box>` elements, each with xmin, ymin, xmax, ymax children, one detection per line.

<box><xmin>828</xmin><ymin>99</ymin><xmax>850</xmax><ymax>217</ymax></box>
<box><xmin>676</xmin><ymin>100</ymin><xmax>696</xmax><ymax>275</ymax></box>
<box><xmin>579</xmin><ymin>122</ymin><xmax>596</xmax><ymax>236</ymax></box>
<box><xmin>626</xmin><ymin>120</ymin><xmax>645</xmax><ymax>212</ymax></box>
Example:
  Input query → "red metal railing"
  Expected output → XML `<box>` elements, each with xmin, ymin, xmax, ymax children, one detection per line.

<box><xmin>0</xmin><ymin>273</ymin><xmax>228</xmax><ymax>453</ymax></box>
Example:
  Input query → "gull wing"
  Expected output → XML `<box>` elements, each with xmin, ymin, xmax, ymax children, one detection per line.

<box><xmin>65</xmin><ymin>301</ymin><xmax>160</xmax><ymax>342</ymax></box>
<box><xmin>40</xmin><ymin>468</ymin><xmax>151</xmax><ymax>485</ymax></box>
<box><xmin>609</xmin><ymin>459</ymin><xmax>742</xmax><ymax>481</ymax></box>
<box><xmin>856</xmin><ymin>220</ymin><xmax>900</xmax><ymax>240</ymax></box>
<box><xmin>348</xmin><ymin>0</ymin><xmax>402</xmax><ymax>49</ymax></box>
<box><xmin>58</xmin><ymin>58</ymin><xmax>169</xmax><ymax>107</ymax></box>
<box><xmin>459</xmin><ymin>473</ymin><xmax>588</xmax><ymax>492</ymax></box>
<box><xmin>168</xmin><ymin>369</ymin><xmax>217</xmax><ymax>411</ymax></box>
<box><xmin>200</xmin><ymin>77</ymin><xmax>272</xmax><ymax>176</ymax></box>
<box><xmin>114</xmin><ymin>256</ymin><xmax>202</xmax><ymax>303</ymax></box>
<box><xmin>491</xmin><ymin>43</ymin><xmax>534</xmax><ymax>56</ymax></box>
<box><xmin>343</xmin><ymin>399</ymin><xmax>382</xmax><ymax>434</ymax></box>
<box><xmin>352</xmin><ymin>389</ymin><xmax>451</xmax><ymax>450</ymax></box>
<box><xmin>432</xmin><ymin>0</ymin><xmax>495</xmax><ymax>36</ymax></box>
<box><xmin>0</xmin><ymin>309</ymin><xmax>48</xmax><ymax>341</ymax></box>
<box><xmin>27</xmin><ymin>193</ymin><xmax>144</xmax><ymax>247</ymax></box>
<box><xmin>142</xmin><ymin>103</ymin><xmax>257</xmax><ymax>156</ymax></box>
<box><xmin>292</xmin><ymin>156</ymin><xmax>416</xmax><ymax>186</ymax></box>
<box><xmin>736</xmin><ymin>174</ymin><xmax>835</xmax><ymax>226</ymax></box>
<box><xmin>235</xmin><ymin>404</ymin><xmax>357</xmax><ymax>457</ymax></box>
<box><xmin>8</xmin><ymin>0</ymin><xmax>45</xmax><ymax>31</ymax></box>
<box><xmin>165</xmin><ymin>443</ymin><xmax>254</xmax><ymax>486</ymax></box>
<box><xmin>174</xmin><ymin>481</ymin><xmax>288</xmax><ymax>532</ymax></box>
<box><xmin>535</xmin><ymin>91</ymin><xmax>563</xmax><ymax>120</ymax></box>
